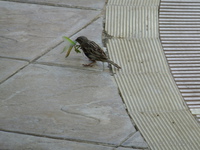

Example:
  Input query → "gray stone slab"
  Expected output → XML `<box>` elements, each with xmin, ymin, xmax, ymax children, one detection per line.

<box><xmin>0</xmin><ymin>58</ymin><xmax>28</xmax><ymax>83</ymax></box>
<box><xmin>0</xmin><ymin>1</ymin><xmax>100</xmax><ymax>61</ymax></box>
<box><xmin>122</xmin><ymin>131</ymin><xmax>148</xmax><ymax>149</ymax></box>
<box><xmin>0</xmin><ymin>64</ymin><xmax>135</xmax><ymax>145</ymax></box>
<box><xmin>37</xmin><ymin>17</ymin><xmax>107</xmax><ymax>70</ymax></box>
<box><xmin>8</xmin><ymin>0</ymin><xmax>106</xmax><ymax>10</ymax></box>
<box><xmin>0</xmin><ymin>131</ymin><xmax>113</xmax><ymax>150</ymax></box>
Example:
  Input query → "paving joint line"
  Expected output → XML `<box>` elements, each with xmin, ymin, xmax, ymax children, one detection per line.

<box><xmin>0</xmin><ymin>62</ymin><xmax>29</xmax><ymax>85</ymax></box>
<box><xmin>0</xmin><ymin>0</ymin><xmax>100</xmax><ymax>11</ymax></box>
<box><xmin>0</xmin><ymin>12</ymin><xmax>105</xmax><ymax>85</ymax></box>
<box><xmin>0</xmin><ymin>57</ymin><xmax>111</xmax><ymax>85</ymax></box>
<box><xmin>115</xmin><ymin>131</ymin><xmax>137</xmax><ymax>149</ymax></box>
<box><xmin>0</xmin><ymin>40</ymin><xmax>63</xmax><ymax>85</ymax></box>
<box><xmin>117</xmin><ymin>145</ymin><xmax>150</xmax><ymax>150</ymax></box>
<box><xmin>33</xmin><ymin>61</ymin><xmax>107</xmax><ymax>73</ymax></box>
<box><xmin>0</xmin><ymin>56</ymin><xmax>30</xmax><ymax>62</ymax></box>
<box><xmin>69</xmin><ymin>12</ymin><xmax>104</xmax><ymax>38</ymax></box>
<box><xmin>30</xmin><ymin>41</ymin><xmax>64</xmax><ymax>63</ymax></box>
<box><xmin>0</xmin><ymin>129</ymin><xmax>117</xmax><ymax>148</ymax></box>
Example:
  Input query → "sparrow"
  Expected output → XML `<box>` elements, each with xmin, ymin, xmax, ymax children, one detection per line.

<box><xmin>75</xmin><ymin>36</ymin><xmax>121</xmax><ymax>69</ymax></box>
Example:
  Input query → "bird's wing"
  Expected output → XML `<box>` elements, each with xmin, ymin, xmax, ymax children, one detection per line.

<box><xmin>87</xmin><ymin>41</ymin><xmax>107</xmax><ymax>58</ymax></box>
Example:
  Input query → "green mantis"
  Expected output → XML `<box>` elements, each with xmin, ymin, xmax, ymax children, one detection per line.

<box><xmin>61</xmin><ymin>36</ymin><xmax>81</xmax><ymax>57</ymax></box>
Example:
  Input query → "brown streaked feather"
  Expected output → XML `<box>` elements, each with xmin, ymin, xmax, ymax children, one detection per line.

<box><xmin>81</xmin><ymin>41</ymin><xmax>107</xmax><ymax>61</ymax></box>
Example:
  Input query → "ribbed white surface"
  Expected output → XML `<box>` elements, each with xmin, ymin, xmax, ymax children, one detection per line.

<box><xmin>106</xmin><ymin>6</ymin><xmax>159</xmax><ymax>38</ymax></box>
<box><xmin>160</xmin><ymin>0</ymin><xmax>200</xmax><ymax>122</ymax></box>
<box><xmin>106</xmin><ymin>0</ymin><xmax>200</xmax><ymax>149</ymax></box>
<box><xmin>113</xmin><ymin>72</ymin><xmax>186</xmax><ymax>112</ymax></box>
<box><xmin>131</xmin><ymin>110</ymin><xmax>200</xmax><ymax>150</ymax></box>
<box><xmin>108</xmin><ymin>0</ymin><xmax>160</xmax><ymax>6</ymax></box>
<box><xmin>107</xmin><ymin>38</ymin><xmax>169</xmax><ymax>74</ymax></box>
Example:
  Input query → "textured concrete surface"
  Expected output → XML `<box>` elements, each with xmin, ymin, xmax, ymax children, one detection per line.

<box><xmin>0</xmin><ymin>64</ymin><xmax>135</xmax><ymax>145</ymax></box>
<box><xmin>0</xmin><ymin>131</ymin><xmax>113</xmax><ymax>150</ymax></box>
<box><xmin>0</xmin><ymin>0</ymin><xmax>148</xmax><ymax>149</ymax></box>
<box><xmin>0</xmin><ymin>1</ymin><xmax>100</xmax><ymax>61</ymax></box>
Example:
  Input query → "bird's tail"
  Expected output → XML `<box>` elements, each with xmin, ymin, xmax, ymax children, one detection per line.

<box><xmin>106</xmin><ymin>60</ymin><xmax>121</xmax><ymax>69</ymax></box>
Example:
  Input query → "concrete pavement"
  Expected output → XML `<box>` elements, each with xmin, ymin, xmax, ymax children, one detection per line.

<box><xmin>0</xmin><ymin>0</ymin><xmax>148</xmax><ymax>150</ymax></box>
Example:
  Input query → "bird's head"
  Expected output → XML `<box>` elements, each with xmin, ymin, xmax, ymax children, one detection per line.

<box><xmin>75</xmin><ymin>36</ymin><xmax>88</xmax><ymax>44</ymax></box>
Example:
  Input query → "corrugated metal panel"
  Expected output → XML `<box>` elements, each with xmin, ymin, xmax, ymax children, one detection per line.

<box><xmin>159</xmin><ymin>0</ymin><xmax>200</xmax><ymax>122</ymax></box>
<box><xmin>106</xmin><ymin>0</ymin><xmax>200</xmax><ymax>149</ymax></box>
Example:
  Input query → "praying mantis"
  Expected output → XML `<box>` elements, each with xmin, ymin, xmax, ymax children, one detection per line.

<box><xmin>61</xmin><ymin>36</ymin><xmax>81</xmax><ymax>57</ymax></box>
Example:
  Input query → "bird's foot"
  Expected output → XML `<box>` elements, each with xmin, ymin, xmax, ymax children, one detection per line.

<box><xmin>82</xmin><ymin>61</ymin><xmax>96</xmax><ymax>67</ymax></box>
<box><xmin>82</xmin><ymin>64</ymin><xmax>94</xmax><ymax>67</ymax></box>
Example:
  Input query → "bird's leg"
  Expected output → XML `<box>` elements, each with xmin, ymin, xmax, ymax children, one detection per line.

<box><xmin>82</xmin><ymin>60</ymin><xmax>96</xmax><ymax>67</ymax></box>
